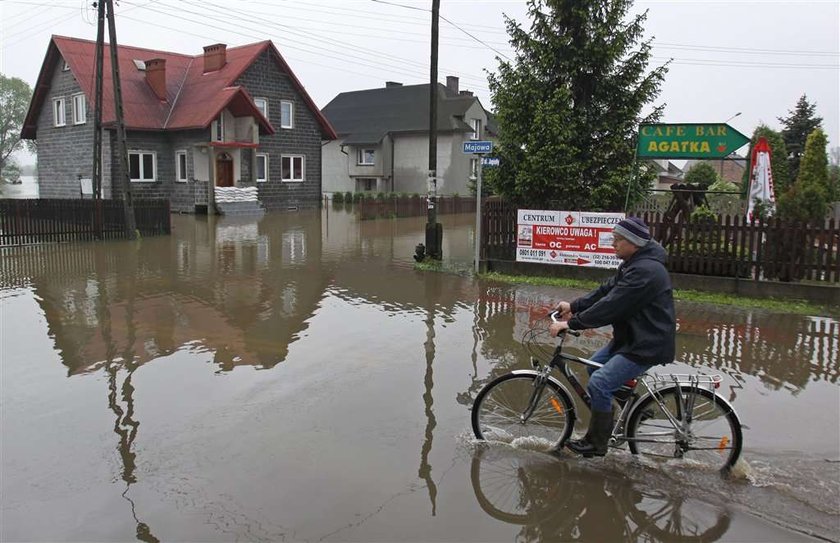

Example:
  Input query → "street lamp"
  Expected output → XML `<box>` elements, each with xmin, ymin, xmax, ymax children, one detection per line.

<box><xmin>720</xmin><ymin>112</ymin><xmax>742</xmax><ymax>179</ymax></box>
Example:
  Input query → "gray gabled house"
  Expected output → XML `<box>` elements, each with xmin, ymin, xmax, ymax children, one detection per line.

<box><xmin>320</xmin><ymin>76</ymin><xmax>491</xmax><ymax>197</ymax></box>
<box><xmin>21</xmin><ymin>36</ymin><xmax>336</xmax><ymax>213</ymax></box>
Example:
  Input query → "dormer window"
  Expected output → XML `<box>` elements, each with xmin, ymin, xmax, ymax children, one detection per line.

<box><xmin>357</xmin><ymin>149</ymin><xmax>375</xmax><ymax>165</ymax></box>
<box><xmin>214</xmin><ymin>115</ymin><xmax>224</xmax><ymax>142</ymax></box>
<box><xmin>470</xmin><ymin>118</ymin><xmax>482</xmax><ymax>140</ymax></box>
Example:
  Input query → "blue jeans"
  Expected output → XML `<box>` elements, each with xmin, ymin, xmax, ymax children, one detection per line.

<box><xmin>586</xmin><ymin>346</ymin><xmax>653</xmax><ymax>412</ymax></box>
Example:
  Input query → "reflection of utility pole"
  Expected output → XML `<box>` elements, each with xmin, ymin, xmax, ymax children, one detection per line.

<box><xmin>418</xmin><ymin>279</ymin><xmax>439</xmax><ymax>515</ymax></box>
<box><xmin>424</xmin><ymin>0</ymin><xmax>442</xmax><ymax>260</ymax></box>
<box><xmin>105</xmin><ymin>0</ymin><xmax>137</xmax><ymax>236</ymax></box>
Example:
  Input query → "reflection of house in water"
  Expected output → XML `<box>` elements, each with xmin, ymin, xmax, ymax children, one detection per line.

<box><xmin>3</xmin><ymin>213</ymin><xmax>331</xmax><ymax>374</ymax></box>
<box><xmin>677</xmin><ymin>311</ymin><xmax>838</xmax><ymax>390</ymax></box>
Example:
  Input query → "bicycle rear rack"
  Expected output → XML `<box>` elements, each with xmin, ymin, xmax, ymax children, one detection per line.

<box><xmin>644</xmin><ymin>373</ymin><xmax>722</xmax><ymax>392</ymax></box>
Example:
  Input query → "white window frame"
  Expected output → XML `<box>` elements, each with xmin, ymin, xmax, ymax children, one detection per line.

<box><xmin>254</xmin><ymin>97</ymin><xmax>268</xmax><ymax>119</ymax></box>
<box><xmin>280</xmin><ymin>100</ymin><xmax>294</xmax><ymax>129</ymax></box>
<box><xmin>72</xmin><ymin>93</ymin><xmax>86</xmax><ymax>125</ymax></box>
<box><xmin>281</xmin><ymin>154</ymin><xmax>304</xmax><ymax>182</ymax></box>
<box><xmin>256</xmin><ymin>153</ymin><xmax>269</xmax><ymax>183</ymax></box>
<box><xmin>357</xmin><ymin>148</ymin><xmax>375</xmax><ymax>165</ymax></box>
<box><xmin>128</xmin><ymin>150</ymin><xmax>157</xmax><ymax>182</ymax></box>
<box><xmin>175</xmin><ymin>150</ymin><xmax>188</xmax><ymax>182</ymax></box>
<box><xmin>470</xmin><ymin>118</ymin><xmax>482</xmax><ymax>140</ymax></box>
<box><xmin>53</xmin><ymin>97</ymin><xmax>66</xmax><ymax>127</ymax></box>
<box><xmin>214</xmin><ymin>115</ymin><xmax>224</xmax><ymax>142</ymax></box>
<box><xmin>62</xmin><ymin>61</ymin><xmax>70</xmax><ymax>71</ymax></box>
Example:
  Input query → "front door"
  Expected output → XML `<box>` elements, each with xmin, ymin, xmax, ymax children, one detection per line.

<box><xmin>216</xmin><ymin>153</ymin><xmax>233</xmax><ymax>187</ymax></box>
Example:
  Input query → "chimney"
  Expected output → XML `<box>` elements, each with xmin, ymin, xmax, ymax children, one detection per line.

<box><xmin>203</xmin><ymin>43</ymin><xmax>227</xmax><ymax>73</ymax></box>
<box><xmin>459</xmin><ymin>90</ymin><xmax>473</xmax><ymax>97</ymax></box>
<box><xmin>145</xmin><ymin>58</ymin><xmax>167</xmax><ymax>100</ymax></box>
<box><xmin>446</xmin><ymin>75</ymin><xmax>459</xmax><ymax>95</ymax></box>
<box><xmin>385</xmin><ymin>81</ymin><xmax>403</xmax><ymax>88</ymax></box>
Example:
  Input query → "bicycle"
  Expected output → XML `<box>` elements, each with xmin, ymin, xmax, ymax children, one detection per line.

<box><xmin>471</xmin><ymin>311</ymin><xmax>743</xmax><ymax>473</ymax></box>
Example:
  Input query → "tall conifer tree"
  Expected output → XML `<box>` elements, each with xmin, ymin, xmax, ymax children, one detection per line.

<box><xmin>778</xmin><ymin>94</ymin><xmax>823</xmax><ymax>183</ymax></box>
<box><xmin>486</xmin><ymin>0</ymin><xmax>668</xmax><ymax>210</ymax></box>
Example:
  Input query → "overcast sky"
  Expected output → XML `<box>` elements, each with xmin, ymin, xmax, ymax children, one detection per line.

<box><xmin>2</xmin><ymin>0</ymin><xmax>838</xmax><ymax>166</ymax></box>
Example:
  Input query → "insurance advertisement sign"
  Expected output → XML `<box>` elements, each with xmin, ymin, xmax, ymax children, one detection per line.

<box><xmin>516</xmin><ymin>210</ymin><xmax>624</xmax><ymax>269</ymax></box>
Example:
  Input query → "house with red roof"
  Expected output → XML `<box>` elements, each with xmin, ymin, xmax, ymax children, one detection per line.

<box><xmin>21</xmin><ymin>36</ymin><xmax>336</xmax><ymax>212</ymax></box>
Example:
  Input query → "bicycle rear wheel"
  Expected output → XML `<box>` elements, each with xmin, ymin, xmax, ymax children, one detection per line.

<box><xmin>626</xmin><ymin>386</ymin><xmax>742</xmax><ymax>473</ymax></box>
<box><xmin>472</xmin><ymin>373</ymin><xmax>575</xmax><ymax>450</ymax></box>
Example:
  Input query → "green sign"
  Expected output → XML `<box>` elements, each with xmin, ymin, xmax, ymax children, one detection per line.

<box><xmin>636</xmin><ymin>123</ymin><xmax>750</xmax><ymax>159</ymax></box>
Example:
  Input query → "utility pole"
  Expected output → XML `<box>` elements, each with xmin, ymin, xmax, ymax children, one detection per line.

<box><xmin>91</xmin><ymin>0</ymin><xmax>105</xmax><ymax>237</ymax></box>
<box><xmin>105</xmin><ymin>0</ymin><xmax>137</xmax><ymax>236</ymax></box>
<box><xmin>425</xmin><ymin>0</ymin><xmax>442</xmax><ymax>260</ymax></box>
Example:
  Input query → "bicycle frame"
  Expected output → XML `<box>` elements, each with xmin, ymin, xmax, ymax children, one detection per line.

<box><xmin>532</xmin><ymin>333</ymin><xmax>733</xmax><ymax>447</ymax></box>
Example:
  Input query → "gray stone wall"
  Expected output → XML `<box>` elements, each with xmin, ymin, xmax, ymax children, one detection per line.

<box><xmin>35</xmin><ymin>56</ymin><xmax>96</xmax><ymax>198</ymax></box>
<box><xmin>236</xmin><ymin>49</ymin><xmax>325</xmax><ymax>210</ymax></box>
<box><xmin>108</xmin><ymin>129</ymin><xmax>208</xmax><ymax>213</ymax></box>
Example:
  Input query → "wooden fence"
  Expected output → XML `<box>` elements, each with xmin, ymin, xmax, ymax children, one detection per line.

<box><xmin>352</xmin><ymin>196</ymin><xmax>476</xmax><ymax>220</ymax></box>
<box><xmin>0</xmin><ymin>199</ymin><xmax>170</xmax><ymax>247</ymax></box>
<box><xmin>481</xmin><ymin>200</ymin><xmax>840</xmax><ymax>283</ymax></box>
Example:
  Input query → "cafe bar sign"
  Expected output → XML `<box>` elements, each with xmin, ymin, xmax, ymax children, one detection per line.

<box><xmin>636</xmin><ymin>123</ymin><xmax>750</xmax><ymax>159</ymax></box>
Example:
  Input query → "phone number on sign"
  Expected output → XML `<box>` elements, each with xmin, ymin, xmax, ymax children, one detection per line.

<box><xmin>518</xmin><ymin>248</ymin><xmax>544</xmax><ymax>257</ymax></box>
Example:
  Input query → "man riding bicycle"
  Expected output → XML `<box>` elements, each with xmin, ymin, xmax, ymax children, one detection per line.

<box><xmin>549</xmin><ymin>217</ymin><xmax>676</xmax><ymax>457</ymax></box>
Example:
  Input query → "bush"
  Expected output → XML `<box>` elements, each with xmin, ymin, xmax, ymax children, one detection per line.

<box><xmin>344</xmin><ymin>191</ymin><xmax>353</xmax><ymax>203</ymax></box>
<box><xmin>684</xmin><ymin>162</ymin><xmax>719</xmax><ymax>187</ymax></box>
<box><xmin>690</xmin><ymin>205</ymin><xmax>717</xmax><ymax>224</ymax></box>
<box><xmin>375</xmin><ymin>191</ymin><xmax>386</xmax><ymax>201</ymax></box>
<box><xmin>332</xmin><ymin>192</ymin><xmax>344</xmax><ymax>203</ymax></box>
<box><xmin>353</xmin><ymin>192</ymin><xmax>364</xmax><ymax>203</ymax></box>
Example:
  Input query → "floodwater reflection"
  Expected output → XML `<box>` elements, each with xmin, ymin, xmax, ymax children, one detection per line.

<box><xmin>1</xmin><ymin>208</ymin><xmax>837</xmax><ymax>542</ymax></box>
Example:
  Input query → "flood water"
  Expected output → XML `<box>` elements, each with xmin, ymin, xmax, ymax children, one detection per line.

<box><xmin>1</xmin><ymin>207</ymin><xmax>838</xmax><ymax>542</ymax></box>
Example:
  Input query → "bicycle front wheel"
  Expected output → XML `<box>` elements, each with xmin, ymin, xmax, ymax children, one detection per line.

<box><xmin>627</xmin><ymin>386</ymin><xmax>742</xmax><ymax>473</ymax></box>
<box><xmin>472</xmin><ymin>373</ymin><xmax>575</xmax><ymax>450</ymax></box>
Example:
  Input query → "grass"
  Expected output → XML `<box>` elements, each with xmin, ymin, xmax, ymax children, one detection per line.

<box><xmin>436</xmin><ymin>270</ymin><xmax>834</xmax><ymax>316</ymax></box>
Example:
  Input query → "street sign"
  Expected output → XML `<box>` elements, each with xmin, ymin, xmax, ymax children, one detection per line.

<box><xmin>516</xmin><ymin>210</ymin><xmax>624</xmax><ymax>269</ymax></box>
<box><xmin>463</xmin><ymin>140</ymin><xmax>493</xmax><ymax>154</ymax></box>
<box><xmin>636</xmin><ymin>123</ymin><xmax>750</xmax><ymax>159</ymax></box>
<box><xmin>480</xmin><ymin>157</ymin><xmax>500</xmax><ymax>167</ymax></box>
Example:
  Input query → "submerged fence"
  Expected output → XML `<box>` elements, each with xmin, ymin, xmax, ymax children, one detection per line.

<box><xmin>481</xmin><ymin>199</ymin><xmax>840</xmax><ymax>283</ymax></box>
<box><xmin>0</xmin><ymin>199</ymin><xmax>170</xmax><ymax>247</ymax></box>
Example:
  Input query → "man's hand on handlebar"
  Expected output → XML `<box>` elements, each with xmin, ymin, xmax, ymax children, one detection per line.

<box><xmin>555</xmin><ymin>301</ymin><xmax>572</xmax><ymax>321</ymax></box>
<box><xmin>549</xmin><ymin>320</ymin><xmax>569</xmax><ymax>337</ymax></box>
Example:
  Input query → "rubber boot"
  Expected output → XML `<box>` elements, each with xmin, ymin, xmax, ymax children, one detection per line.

<box><xmin>566</xmin><ymin>410</ymin><xmax>613</xmax><ymax>457</ymax></box>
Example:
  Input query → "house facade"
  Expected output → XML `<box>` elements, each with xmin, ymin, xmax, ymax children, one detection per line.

<box><xmin>321</xmin><ymin>76</ymin><xmax>491</xmax><ymax>197</ymax></box>
<box><xmin>21</xmin><ymin>36</ymin><xmax>336</xmax><ymax>213</ymax></box>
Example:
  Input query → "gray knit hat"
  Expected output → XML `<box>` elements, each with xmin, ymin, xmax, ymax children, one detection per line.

<box><xmin>613</xmin><ymin>217</ymin><xmax>651</xmax><ymax>247</ymax></box>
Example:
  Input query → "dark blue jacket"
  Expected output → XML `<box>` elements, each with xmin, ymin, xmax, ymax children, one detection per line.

<box><xmin>568</xmin><ymin>241</ymin><xmax>676</xmax><ymax>366</ymax></box>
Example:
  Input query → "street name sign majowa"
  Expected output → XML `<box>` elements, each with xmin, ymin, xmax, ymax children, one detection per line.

<box><xmin>636</xmin><ymin>123</ymin><xmax>750</xmax><ymax>159</ymax></box>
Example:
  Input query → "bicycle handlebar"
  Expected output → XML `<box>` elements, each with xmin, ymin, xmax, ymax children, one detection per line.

<box><xmin>549</xmin><ymin>311</ymin><xmax>581</xmax><ymax>337</ymax></box>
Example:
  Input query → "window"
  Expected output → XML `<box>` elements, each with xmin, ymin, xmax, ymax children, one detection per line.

<box><xmin>470</xmin><ymin>158</ymin><xmax>479</xmax><ymax>179</ymax></box>
<box><xmin>254</xmin><ymin>98</ymin><xmax>268</xmax><ymax>119</ymax></box>
<box><xmin>357</xmin><ymin>148</ymin><xmax>375</xmax><ymax>165</ymax></box>
<box><xmin>53</xmin><ymin>97</ymin><xmax>66</xmax><ymax>127</ymax></box>
<box><xmin>214</xmin><ymin>115</ymin><xmax>224</xmax><ymax>142</ymax></box>
<box><xmin>358</xmin><ymin>178</ymin><xmax>376</xmax><ymax>192</ymax></box>
<box><xmin>470</xmin><ymin>118</ymin><xmax>482</xmax><ymax>140</ymax></box>
<box><xmin>62</xmin><ymin>61</ymin><xmax>70</xmax><ymax>71</ymax></box>
<box><xmin>176</xmin><ymin>150</ymin><xmax>188</xmax><ymax>182</ymax></box>
<box><xmin>72</xmin><ymin>93</ymin><xmax>86</xmax><ymax>125</ymax></box>
<box><xmin>256</xmin><ymin>153</ymin><xmax>268</xmax><ymax>183</ymax></box>
<box><xmin>280</xmin><ymin>100</ymin><xmax>294</xmax><ymax>129</ymax></box>
<box><xmin>281</xmin><ymin>155</ymin><xmax>304</xmax><ymax>182</ymax></box>
<box><xmin>129</xmin><ymin>151</ymin><xmax>156</xmax><ymax>182</ymax></box>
